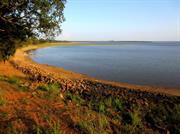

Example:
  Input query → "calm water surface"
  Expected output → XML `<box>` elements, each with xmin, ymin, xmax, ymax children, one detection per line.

<box><xmin>31</xmin><ymin>42</ymin><xmax>180</xmax><ymax>88</ymax></box>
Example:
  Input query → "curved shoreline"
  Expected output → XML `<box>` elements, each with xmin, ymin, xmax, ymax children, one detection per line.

<box><xmin>11</xmin><ymin>43</ymin><xmax>180</xmax><ymax>96</ymax></box>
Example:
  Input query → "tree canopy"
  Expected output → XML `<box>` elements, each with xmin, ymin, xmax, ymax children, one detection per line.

<box><xmin>0</xmin><ymin>0</ymin><xmax>66</xmax><ymax>61</ymax></box>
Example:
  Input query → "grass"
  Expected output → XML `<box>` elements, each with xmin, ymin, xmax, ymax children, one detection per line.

<box><xmin>145</xmin><ymin>102</ymin><xmax>180</xmax><ymax>133</ymax></box>
<box><xmin>65</xmin><ymin>91</ymin><xmax>84</xmax><ymax>105</ymax></box>
<box><xmin>0</xmin><ymin>65</ymin><xmax>179</xmax><ymax>134</ymax></box>
<box><xmin>0</xmin><ymin>111</ymin><xmax>8</xmax><ymax>118</ymax></box>
<box><xmin>0</xmin><ymin>124</ymin><xmax>23</xmax><ymax>134</ymax></box>
<box><xmin>20</xmin><ymin>98</ymin><xmax>29</xmax><ymax>105</ymax></box>
<box><xmin>0</xmin><ymin>96</ymin><xmax>6</xmax><ymax>106</ymax></box>
<box><xmin>3</xmin><ymin>76</ymin><xmax>29</xmax><ymax>92</ymax></box>
<box><xmin>130</xmin><ymin>110</ymin><xmax>142</xmax><ymax>127</ymax></box>
<box><xmin>76</xmin><ymin>114</ymin><xmax>109</xmax><ymax>134</ymax></box>
<box><xmin>7</xmin><ymin>76</ymin><xmax>20</xmax><ymax>84</ymax></box>
<box><xmin>0</xmin><ymin>75</ymin><xmax>6</xmax><ymax>81</ymax></box>
<box><xmin>18</xmin><ymin>85</ymin><xmax>29</xmax><ymax>92</ymax></box>
<box><xmin>37</xmin><ymin>83</ymin><xmax>60</xmax><ymax>92</ymax></box>
<box><xmin>36</xmin><ymin>126</ymin><xmax>45</xmax><ymax>134</ymax></box>
<box><xmin>99</xmin><ymin>101</ymin><xmax>106</xmax><ymax>113</ymax></box>
<box><xmin>104</xmin><ymin>97</ymin><xmax>112</xmax><ymax>107</ymax></box>
<box><xmin>120</xmin><ymin>110</ymin><xmax>143</xmax><ymax>134</ymax></box>
<box><xmin>113</xmin><ymin>98</ymin><xmax>123</xmax><ymax>111</ymax></box>
<box><xmin>47</xmin><ymin>120</ymin><xmax>62</xmax><ymax>134</ymax></box>
<box><xmin>41</xmin><ymin>114</ymin><xmax>51</xmax><ymax>122</ymax></box>
<box><xmin>76</xmin><ymin>121</ymin><xmax>91</xmax><ymax>133</ymax></box>
<box><xmin>98</xmin><ymin>114</ymin><xmax>109</xmax><ymax>130</ymax></box>
<box><xmin>85</xmin><ymin>96</ymin><xmax>124</xmax><ymax>116</ymax></box>
<box><xmin>37</xmin><ymin>83</ymin><xmax>61</xmax><ymax>100</ymax></box>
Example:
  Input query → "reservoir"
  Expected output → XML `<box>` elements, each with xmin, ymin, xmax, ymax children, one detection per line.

<box><xmin>30</xmin><ymin>42</ymin><xmax>180</xmax><ymax>88</ymax></box>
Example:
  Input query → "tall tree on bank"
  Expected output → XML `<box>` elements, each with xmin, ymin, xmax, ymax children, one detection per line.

<box><xmin>0</xmin><ymin>0</ymin><xmax>66</xmax><ymax>62</ymax></box>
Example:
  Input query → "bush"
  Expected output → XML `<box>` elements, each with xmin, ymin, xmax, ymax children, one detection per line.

<box><xmin>113</xmin><ymin>98</ymin><xmax>123</xmax><ymax>111</ymax></box>
<box><xmin>130</xmin><ymin>110</ymin><xmax>142</xmax><ymax>127</ymax></box>
<box><xmin>104</xmin><ymin>97</ymin><xmax>112</xmax><ymax>107</ymax></box>
<box><xmin>99</xmin><ymin>102</ymin><xmax>106</xmax><ymax>113</ymax></box>
<box><xmin>98</xmin><ymin>115</ymin><xmax>109</xmax><ymax>129</ymax></box>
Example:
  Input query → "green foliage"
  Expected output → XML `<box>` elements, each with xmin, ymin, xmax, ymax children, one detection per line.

<box><xmin>65</xmin><ymin>91</ymin><xmax>84</xmax><ymax>105</ymax></box>
<box><xmin>18</xmin><ymin>85</ymin><xmax>29</xmax><ymax>92</ymax></box>
<box><xmin>48</xmin><ymin>120</ymin><xmax>62</xmax><ymax>134</ymax></box>
<box><xmin>37</xmin><ymin>83</ymin><xmax>61</xmax><ymax>99</ymax></box>
<box><xmin>7</xmin><ymin>76</ymin><xmax>20</xmax><ymax>84</ymax></box>
<box><xmin>0</xmin><ymin>111</ymin><xmax>8</xmax><ymax>118</ymax></box>
<box><xmin>98</xmin><ymin>115</ymin><xmax>109</xmax><ymax>129</ymax></box>
<box><xmin>36</xmin><ymin>126</ymin><xmax>45</xmax><ymax>134</ymax></box>
<box><xmin>0</xmin><ymin>0</ymin><xmax>66</xmax><ymax>61</ymax></box>
<box><xmin>113</xmin><ymin>98</ymin><xmax>123</xmax><ymax>111</ymax></box>
<box><xmin>104</xmin><ymin>97</ymin><xmax>112</xmax><ymax>107</ymax></box>
<box><xmin>0</xmin><ymin>75</ymin><xmax>6</xmax><ymax>81</ymax></box>
<box><xmin>76</xmin><ymin>115</ymin><xmax>109</xmax><ymax>134</ymax></box>
<box><xmin>99</xmin><ymin>102</ymin><xmax>106</xmax><ymax>113</ymax></box>
<box><xmin>0</xmin><ymin>96</ymin><xmax>6</xmax><ymax>106</ymax></box>
<box><xmin>130</xmin><ymin>110</ymin><xmax>142</xmax><ymax>127</ymax></box>
<box><xmin>6</xmin><ymin>76</ymin><xmax>29</xmax><ymax>92</ymax></box>
<box><xmin>37</xmin><ymin>83</ymin><xmax>60</xmax><ymax>92</ymax></box>
<box><xmin>76</xmin><ymin>121</ymin><xmax>92</xmax><ymax>133</ymax></box>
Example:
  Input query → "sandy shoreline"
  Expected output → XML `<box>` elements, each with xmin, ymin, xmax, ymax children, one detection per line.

<box><xmin>11</xmin><ymin>43</ymin><xmax>180</xmax><ymax>96</ymax></box>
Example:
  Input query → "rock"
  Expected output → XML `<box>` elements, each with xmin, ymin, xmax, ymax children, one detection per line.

<box><xmin>59</xmin><ymin>93</ymin><xmax>64</xmax><ymax>99</ymax></box>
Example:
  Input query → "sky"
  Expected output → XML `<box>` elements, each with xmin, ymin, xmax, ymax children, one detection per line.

<box><xmin>56</xmin><ymin>0</ymin><xmax>180</xmax><ymax>41</ymax></box>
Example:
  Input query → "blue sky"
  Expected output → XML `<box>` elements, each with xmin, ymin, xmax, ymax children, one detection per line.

<box><xmin>56</xmin><ymin>0</ymin><xmax>180</xmax><ymax>41</ymax></box>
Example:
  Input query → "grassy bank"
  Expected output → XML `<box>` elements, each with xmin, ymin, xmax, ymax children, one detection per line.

<box><xmin>0</xmin><ymin>42</ymin><xmax>179</xmax><ymax>133</ymax></box>
<box><xmin>0</xmin><ymin>73</ymin><xmax>179</xmax><ymax>134</ymax></box>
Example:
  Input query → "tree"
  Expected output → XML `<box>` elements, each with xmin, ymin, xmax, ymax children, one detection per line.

<box><xmin>0</xmin><ymin>0</ymin><xmax>66</xmax><ymax>61</ymax></box>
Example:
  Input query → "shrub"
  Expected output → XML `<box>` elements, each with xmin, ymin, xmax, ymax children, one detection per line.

<box><xmin>130</xmin><ymin>110</ymin><xmax>142</xmax><ymax>127</ymax></box>
<box><xmin>104</xmin><ymin>97</ymin><xmax>112</xmax><ymax>107</ymax></box>
<box><xmin>113</xmin><ymin>98</ymin><xmax>123</xmax><ymax>111</ymax></box>
<box><xmin>98</xmin><ymin>115</ymin><xmax>109</xmax><ymax>129</ymax></box>
<box><xmin>99</xmin><ymin>102</ymin><xmax>106</xmax><ymax>113</ymax></box>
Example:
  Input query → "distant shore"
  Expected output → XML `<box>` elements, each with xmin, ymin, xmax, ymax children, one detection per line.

<box><xmin>11</xmin><ymin>42</ymin><xmax>180</xmax><ymax>96</ymax></box>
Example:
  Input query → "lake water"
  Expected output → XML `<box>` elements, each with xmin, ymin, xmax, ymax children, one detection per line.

<box><xmin>30</xmin><ymin>42</ymin><xmax>180</xmax><ymax>88</ymax></box>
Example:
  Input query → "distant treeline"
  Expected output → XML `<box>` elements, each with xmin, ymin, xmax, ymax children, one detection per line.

<box><xmin>21</xmin><ymin>38</ymin><xmax>70</xmax><ymax>45</ymax></box>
